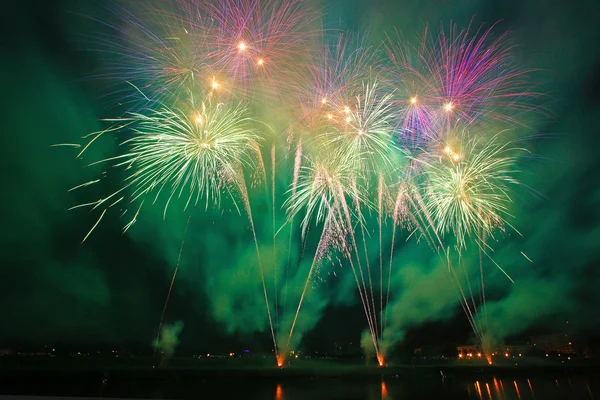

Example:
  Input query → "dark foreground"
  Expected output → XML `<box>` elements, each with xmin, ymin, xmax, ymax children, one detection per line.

<box><xmin>1</xmin><ymin>359</ymin><xmax>598</xmax><ymax>399</ymax></box>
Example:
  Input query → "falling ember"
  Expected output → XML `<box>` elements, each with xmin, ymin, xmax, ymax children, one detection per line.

<box><xmin>277</xmin><ymin>354</ymin><xmax>284</xmax><ymax>368</ymax></box>
<box><xmin>486</xmin><ymin>355</ymin><xmax>493</xmax><ymax>365</ymax></box>
<box><xmin>377</xmin><ymin>354</ymin><xmax>385</xmax><ymax>367</ymax></box>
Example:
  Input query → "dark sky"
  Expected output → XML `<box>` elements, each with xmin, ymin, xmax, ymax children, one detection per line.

<box><xmin>1</xmin><ymin>0</ymin><xmax>600</xmax><ymax>355</ymax></box>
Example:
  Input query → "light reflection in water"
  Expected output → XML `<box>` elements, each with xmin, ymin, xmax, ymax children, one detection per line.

<box><xmin>381</xmin><ymin>381</ymin><xmax>388</xmax><ymax>400</ymax></box>
<box><xmin>275</xmin><ymin>383</ymin><xmax>283</xmax><ymax>400</ymax></box>
<box><xmin>528</xmin><ymin>378</ymin><xmax>535</xmax><ymax>400</ymax></box>
<box><xmin>471</xmin><ymin>376</ymin><xmax>543</xmax><ymax>400</ymax></box>
<box><xmin>266</xmin><ymin>376</ymin><xmax>595</xmax><ymax>400</ymax></box>
<box><xmin>475</xmin><ymin>381</ymin><xmax>483</xmax><ymax>400</ymax></box>
<box><xmin>493</xmin><ymin>377</ymin><xmax>501</xmax><ymax>397</ymax></box>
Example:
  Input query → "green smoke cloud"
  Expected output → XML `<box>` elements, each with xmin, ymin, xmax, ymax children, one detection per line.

<box><xmin>154</xmin><ymin>320</ymin><xmax>184</xmax><ymax>358</ymax></box>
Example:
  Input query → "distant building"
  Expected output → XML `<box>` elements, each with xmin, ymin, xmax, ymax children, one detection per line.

<box><xmin>0</xmin><ymin>348</ymin><xmax>14</xmax><ymax>356</ymax></box>
<box><xmin>457</xmin><ymin>344</ymin><xmax>531</xmax><ymax>359</ymax></box>
<box><xmin>529</xmin><ymin>333</ymin><xmax>576</xmax><ymax>354</ymax></box>
<box><xmin>457</xmin><ymin>332</ymin><xmax>580</xmax><ymax>359</ymax></box>
<box><xmin>456</xmin><ymin>345</ymin><xmax>485</xmax><ymax>359</ymax></box>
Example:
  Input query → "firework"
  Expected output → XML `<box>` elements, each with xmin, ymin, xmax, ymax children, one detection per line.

<box><xmin>292</xmin><ymin>32</ymin><xmax>378</xmax><ymax>133</ymax></box>
<box><xmin>317</xmin><ymin>81</ymin><xmax>401</xmax><ymax>180</ymax></box>
<box><xmin>381</xmin><ymin>128</ymin><xmax>527</xmax><ymax>354</ymax></box>
<box><xmin>71</xmin><ymin>94</ymin><xmax>260</xmax><ymax>237</ymax></box>
<box><xmin>285</xmin><ymin>147</ymin><xmax>360</xmax><ymax>239</ymax></box>
<box><xmin>68</xmin><ymin>0</ymin><xmax>543</xmax><ymax>367</ymax></box>
<box><xmin>195</xmin><ymin>0</ymin><xmax>318</xmax><ymax>99</ymax></box>
<box><xmin>416</xmin><ymin>130</ymin><xmax>523</xmax><ymax>254</ymax></box>
<box><xmin>383</xmin><ymin>24</ymin><xmax>536</xmax><ymax>148</ymax></box>
<box><xmin>81</xmin><ymin>2</ymin><xmax>220</xmax><ymax>108</ymax></box>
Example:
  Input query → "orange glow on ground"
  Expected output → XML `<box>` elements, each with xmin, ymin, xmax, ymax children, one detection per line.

<box><xmin>381</xmin><ymin>382</ymin><xmax>388</xmax><ymax>399</ymax></box>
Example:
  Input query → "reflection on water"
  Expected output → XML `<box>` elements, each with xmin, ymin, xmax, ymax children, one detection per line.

<box><xmin>275</xmin><ymin>383</ymin><xmax>283</xmax><ymax>400</ymax></box>
<box><xmin>462</xmin><ymin>376</ymin><xmax>596</xmax><ymax>400</ymax></box>
<box><xmin>20</xmin><ymin>370</ymin><xmax>594</xmax><ymax>400</ymax></box>
<box><xmin>4</xmin><ymin>369</ymin><xmax>597</xmax><ymax>400</ymax></box>
<box><xmin>264</xmin><ymin>376</ymin><xmax>596</xmax><ymax>400</ymax></box>
<box><xmin>380</xmin><ymin>381</ymin><xmax>388</xmax><ymax>400</ymax></box>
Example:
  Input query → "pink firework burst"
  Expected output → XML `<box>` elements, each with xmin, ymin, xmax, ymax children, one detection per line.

<box><xmin>292</xmin><ymin>32</ymin><xmax>379</xmax><ymax>134</ymax></box>
<box><xmin>384</xmin><ymin>23</ymin><xmax>537</xmax><ymax>147</ymax></box>
<box><xmin>193</xmin><ymin>0</ymin><xmax>319</xmax><ymax>100</ymax></box>
<box><xmin>82</xmin><ymin>1</ymin><xmax>222</xmax><ymax>108</ymax></box>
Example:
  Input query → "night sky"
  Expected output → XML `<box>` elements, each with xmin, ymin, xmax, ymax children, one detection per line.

<box><xmin>2</xmin><ymin>0</ymin><xmax>600</xmax><ymax>355</ymax></box>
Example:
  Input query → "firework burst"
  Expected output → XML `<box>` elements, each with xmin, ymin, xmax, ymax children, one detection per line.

<box><xmin>195</xmin><ymin>0</ymin><xmax>318</xmax><ymax>99</ymax></box>
<box><xmin>71</xmin><ymin>94</ymin><xmax>260</xmax><ymax>238</ymax></box>
<box><xmin>417</xmin><ymin>130</ymin><xmax>523</xmax><ymax>254</ymax></box>
<box><xmin>319</xmin><ymin>81</ymin><xmax>400</xmax><ymax>179</ymax></box>
<box><xmin>292</xmin><ymin>32</ymin><xmax>378</xmax><ymax>133</ymax></box>
<box><xmin>383</xmin><ymin>23</ymin><xmax>536</xmax><ymax>148</ymax></box>
<box><xmin>81</xmin><ymin>2</ymin><xmax>222</xmax><ymax>108</ymax></box>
